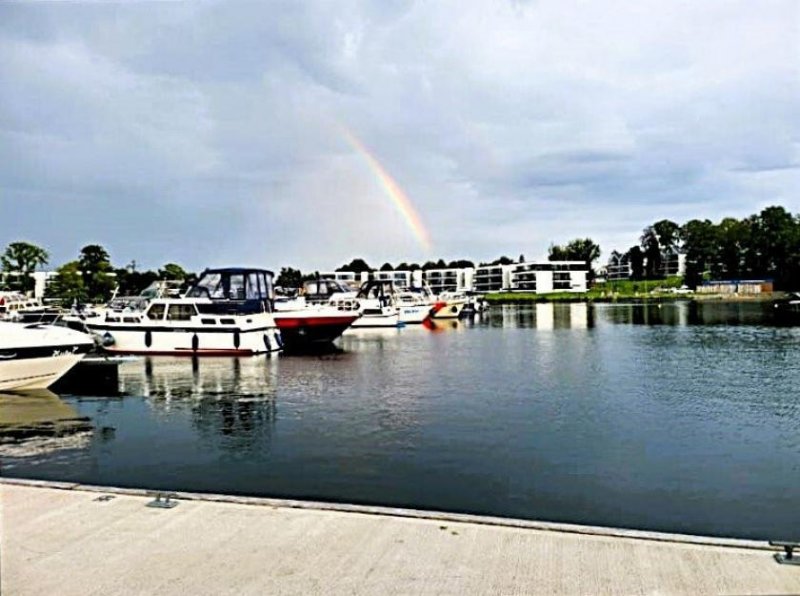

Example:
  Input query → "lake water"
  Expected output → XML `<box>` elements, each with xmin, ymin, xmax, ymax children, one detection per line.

<box><xmin>3</xmin><ymin>302</ymin><xmax>800</xmax><ymax>540</ymax></box>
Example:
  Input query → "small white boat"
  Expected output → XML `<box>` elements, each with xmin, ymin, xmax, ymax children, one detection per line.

<box><xmin>84</xmin><ymin>268</ymin><xmax>283</xmax><ymax>356</ymax></box>
<box><xmin>396</xmin><ymin>286</ymin><xmax>437</xmax><ymax>324</ymax></box>
<box><xmin>330</xmin><ymin>280</ymin><xmax>401</xmax><ymax>328</ymax></box>
<box><xmin>431</xmin><ymin>291</ymin><xmax>468</xmax><ymax>319</ymax></box>
<box><xmin>0</xmin><ymin>322</ymin><xmax>94</xmax><ymax>391</ymax></box>
<box><xmin>0</xmin><ymin>292</ymin><xmax>61</xmax><ymax>323</ymax></box>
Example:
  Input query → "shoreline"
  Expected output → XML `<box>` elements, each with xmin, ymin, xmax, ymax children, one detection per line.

<box><xmin>0</xmin><ymin>477</ymin><xmax>771</xmax><ymax>549</ymax></box>
<box><xmin>483</xmin><ymin>292</ymin><xmax>785</xmax><ymax>305</ymax></box>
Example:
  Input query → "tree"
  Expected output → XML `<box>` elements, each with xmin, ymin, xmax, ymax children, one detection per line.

<box><xmin>276</xmin><ymin>267</ymin><xmax>303</xmax><ymax>288</ymax></box>
<box><xmin>336</xmin><ymin>258</ymin><xmax>371</xmax><ymax>273</ymax></box>
<box><xmin>549</xmin><ymin>238</ymin><xmax>601</xmax><ymax>279</ymax></box>
<box><xmin>447</xmin><ymin>260</ymin><xmax>475</xmax><ymax>268</ymax></box>
<box><xmin>160</xmin><ymin>263</ymin><xmax>188</xmax><ymax>280</ymax></box>
<box><xmin>748</xmin><ymin>206</ymin><xmax>798</xmax><ymax>286</ymax></box>
<box><xmin>548</xmin><ymin>244</ymin><xmax>568</xmax><ymax>261</ymax></box>
<box><xmin>713</xmin><ymin>217</ymin><xmax>746</xmax><ymax>279</ymax></box>
<box><xmin>45</xmin><ymin>261</ymin><xmax>87</xmax><ymax>305</ymax></box>
<box><xmin>379</xmin><ymin>262</ymin><xmax>394</xmax><ymax>271</ymax></box>
<box><xmin>652</xmin><ymin>219</ymin><xmax>681</xmax><ymax>253</ymax></box>
<box><xmin>681</xmin><ymin>219</ymin><xmax>716</xmax><ymax>288</ymax></box>
<box><xmin>640</xmin><ymin>227</ymin><xmax>661</xmax><ymax>279</ymax></box>
<box><xmin>627</xmin><ymin>246</ymin><xmax>645</xmax><ymax>281</ymax></box>
<box><xmin>1</xmin><ymin>241</ymin><xmax>49</xmax><ymax>292</ymax></box>
<box><xmin>78</xmin><ymin>244</ymin><xmax>116</xmax><ymax>302</ymax></box>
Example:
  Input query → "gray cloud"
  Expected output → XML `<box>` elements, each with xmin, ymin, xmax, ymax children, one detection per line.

<box><xmin>1</xmin><ymin>0</ymin><xmax>798</xmax><ymax>273</ymax></box>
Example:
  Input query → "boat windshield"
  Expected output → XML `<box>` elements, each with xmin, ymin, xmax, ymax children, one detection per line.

<box><xmin>303</xmin><ymin>280</ymin><xmax>351</xmax><ymax>296</ymax></box>
<box><xmin>356</xmin><ymin>281</ymin><xmax>395</xmax><ymax>300</ymax></box>
<box><xmin>186</xmin><ymin>269</ymin><xmax>274</xmax><ymax>301</ymax></box>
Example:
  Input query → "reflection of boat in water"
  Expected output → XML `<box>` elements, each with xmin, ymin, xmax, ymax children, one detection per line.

<box><xmin>0</xmin><ymin>389</ymin><xmax>92</xmax><ymax>442</ymax></box>
<box><xmin>119</xmin><ymin>356</ymin><xmax>278</xmax><ymax>401</ymax></box>
<box><xmin>119</xmin><ymin>357</ymin><xmax>278</xmax><ymax>451</ymax></box>
<box><xmin>85</xmin><ymin>268</ymin><xmax>283</xmax><ymax>356</ymax></box>
<box><xmin>0</xmin><ymin>322</ymin><xmax>95</xmax><ymax>391</ymax></box>
<box><xmin>422</xmin><ymin>318</ymin><xmax>461</xmax><ymax>332</ymax></box>
<box><xmin>773</xmin><ymin>293</ymin><xmax>800</xmax><ymax>325</ymax></box>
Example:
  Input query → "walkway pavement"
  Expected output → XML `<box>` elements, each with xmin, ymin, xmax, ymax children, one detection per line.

<box><xmin>2</xmin><ymin>479</ymin><xmax>798</xmax><ymax>595</ymax></box>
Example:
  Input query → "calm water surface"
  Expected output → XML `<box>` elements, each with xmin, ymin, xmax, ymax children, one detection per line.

<box><xmin>3</xmin><ymin>302</ymin><xmax>800</xmax><ymax>540</ymax></box>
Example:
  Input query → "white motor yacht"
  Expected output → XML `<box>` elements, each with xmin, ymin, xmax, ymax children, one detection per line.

<box><xmin>431</xmin><ymin>291</ymin><xmax>468</xmax><ymax>319</ymax></box>
<box><xmin>84</xmin><ymin>268</ymin><xmax>283</xmax><ymax>356</ymax></box>
<box><xmin>329</xmin><ymin>280</ymin><xmax>401</xmax><ymax>328</ymax></box>
<box><xmin>0</xmin><ymin>322</ymin><xmax>94</xmax><ymax>391</ymax></box>
<box><xmin>396</xmin><ymin>286</ymin><xmax>437</xmax><ymax>324</ymax></box>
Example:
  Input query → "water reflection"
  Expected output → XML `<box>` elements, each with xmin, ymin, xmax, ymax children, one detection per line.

<box><xmin>595</xmin><ymin>301</ymin><xmax>776</xmax><ymax>327</ymax></box>
<box><xmin>6</xmin><ymin>302</ymin><xmax>800</xmax><ymax>539</ymax></box>
<box><xmin>0</xmin><ymin>390</ymin><xmax>93</xmax><ymax>456</ymax></box>
<box><xmin>119</xmin><ymin>357</ymin><xmax>278</xmax><ymax>452</ymax></box>
<box><xmin>484</xmin><ymin>303</ymin><xmax>594</xmax><ymax>329</ymax></box>
<box><xmin>121</xmin><ymin>356</ymin><xmax>278</xmax><ymax>401</ymax></box>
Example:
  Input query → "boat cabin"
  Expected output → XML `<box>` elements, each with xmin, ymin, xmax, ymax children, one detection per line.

<box><xmin>300</xmin><ymin>279</ymin><xmax>354</xmax><ymax>304</ymax></box>
<box><xmin>184</xmin><ymin>268</ymin><xmax>276</xmax><ymax>314</ymax></box>
<box><xmin>356</xmin><ymin>280</ymin><xmax>399</xmax><ymax>303</ymax></box>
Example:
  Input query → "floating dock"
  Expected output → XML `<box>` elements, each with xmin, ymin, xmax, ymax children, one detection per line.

<box><xmin>2</xmin><ymin>479</ymin><xmax>798</xmax><ymax>595</ymax></box>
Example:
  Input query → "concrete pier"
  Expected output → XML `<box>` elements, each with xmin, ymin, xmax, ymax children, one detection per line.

<box><xmin>2</xmin><ymin>479</ymin><xmax>798</xmax><ymax>595</ymax></box>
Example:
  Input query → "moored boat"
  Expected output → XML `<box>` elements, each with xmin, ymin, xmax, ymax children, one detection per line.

<box><xmin>84</xmin><ymin>268</ymin><xmax>283</xmax><ymax>356</ymax></box>
<box><xmin>0</xmin><ymin>322</ymin><xmax>94</xmax><ymax>391</ymax></box>
<box><xmin>273</xmin><ymin>302</ymin><xmax>360</xmax><ymax>350</ymax></box>
<box><xmin>330</xmin><ymin>280</ymin><xmax>401</xmax><ymax>328</ymax></box>
<box><xmin>430</xmin><ymin>291</ymin><xmax>467</xmax><ymax>319</ymax></box>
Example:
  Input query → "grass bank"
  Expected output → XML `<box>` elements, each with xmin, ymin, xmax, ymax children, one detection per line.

<box><xmin>484</xmin><ymin>278</ymin><xmax>688</xmax><ymax>304</ymax></box>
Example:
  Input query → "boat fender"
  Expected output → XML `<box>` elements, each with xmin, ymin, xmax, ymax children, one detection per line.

<box><xmin>274</xmin><ymin>332</ymin><xmax>283</xmax><ymax>349</ymax></box>
<box><xmin>192</xmin><ymin>334</ymin><xmax>199</xmax><ymax>351</ymax></box>
<box><xmin>102</xmin><ymin>332</ymin><xmax>115</xmax><ymax>347</ymax></box>
<box><xmin>233</xmin><ymin>330</ymin><xmax>241</xmax><ymax>349</ymax></box>
<box><xmin>263</xmin><ymin>333</ymin><xmax>271</xmax><ymax>351</ymax></box>
<box><xmin>144</xmin><ymin>330</ymin><xmax>152</xmax><ymax>348</ymax></box>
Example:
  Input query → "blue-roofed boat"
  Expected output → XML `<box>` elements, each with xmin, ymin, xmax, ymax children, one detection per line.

<box><xmin>84</xmin><ymin>268</ymin><xmax>283</xmax><ymax>356</ymax></box>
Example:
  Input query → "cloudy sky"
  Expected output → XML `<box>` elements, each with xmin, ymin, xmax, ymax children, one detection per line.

<box><xmin>1</xmin><ymin>1</ymin><xmax>798</xmax><ymax>272</ymax></box>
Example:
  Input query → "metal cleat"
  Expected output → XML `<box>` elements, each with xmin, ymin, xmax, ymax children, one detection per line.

<box><xmin>770</xmin><ymin>541</ymin><xmax>800</xmax><ymax>565</ymax></box>
<box><xmin>146</xmin><ymin>491</ymin><xmax>179</xmax><ymax>509</ymax></box>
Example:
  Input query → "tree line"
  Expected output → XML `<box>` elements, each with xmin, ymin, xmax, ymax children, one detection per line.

<box><xmin>611</xmin><ymin>205</ymin><xmax>800</xmax><ymax>289</ymax></box>
<box><xmin>0</xmin><ymin>241</ymin><xmax>192</xmax><ymax>304</ymax></box>
<box><xmin>6</xmin><ymin>203</ymin><xmax>797</xmax><ymax>299</ymax></box>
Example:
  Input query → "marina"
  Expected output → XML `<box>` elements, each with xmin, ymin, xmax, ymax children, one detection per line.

<box><xmin>2</xmin><ymin>302</ymin><xmax>800</xmax><ymax>544</ymax></box>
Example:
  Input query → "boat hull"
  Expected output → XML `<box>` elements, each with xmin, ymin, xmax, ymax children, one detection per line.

<box><xmin>430</xmin><ymin>300</ymin><xmax>466</xmax><ymax>319</ymax></box>
<box><xmin>349</xmin><ymin>312</ymin><xmax>401</xmax><ymax>328</ymax></box>
<box><xmin>0</xmin><ymin>353</ymin><xmax>87</xmax><ymax>391</ymax></box>
<box><xmin>85</xmin><ymin>324</ymin><xmax>283</xmax><ymax>356</ymax></box>
<box><xmin>274</xmin><ymin>313</ymin><xmax>360</xmax><ymax>349</ymax></box>
<box><xmin>399</xmin><ymin>305</ymin><xmax>432</xmax><ymax>324</ymax></box>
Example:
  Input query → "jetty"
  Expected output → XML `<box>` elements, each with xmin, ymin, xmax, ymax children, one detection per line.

<box><xmin>2</xmin><ymin>479</ymin><xmax>798</xmax><ymax>595</ymax></box>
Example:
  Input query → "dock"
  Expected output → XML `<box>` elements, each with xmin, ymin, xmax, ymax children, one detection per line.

<box><xmin>2</xmin><ymin>479</ymin><xmax>798</xmax><ymax>595</ymax></box>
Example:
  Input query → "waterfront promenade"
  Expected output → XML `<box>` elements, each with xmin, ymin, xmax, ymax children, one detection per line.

<box><xmin>2</xmin><ymin>479</ymin><xmax>798</xmax><ymax>595</ymax></box>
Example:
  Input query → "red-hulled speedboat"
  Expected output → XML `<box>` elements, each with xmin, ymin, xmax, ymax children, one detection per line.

<box><xmin>273</xmin><ymin>302</ymin><xmax>360</xmax><ymax>350</ymax></box>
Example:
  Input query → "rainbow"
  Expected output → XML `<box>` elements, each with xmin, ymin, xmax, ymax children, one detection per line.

<box><xmin>339</xmin><ymin>127</ymin><xmax>432</xmax><ymax>251</ymax></box>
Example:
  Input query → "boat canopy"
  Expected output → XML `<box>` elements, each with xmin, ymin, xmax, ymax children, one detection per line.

<box><xmin>356</xmin><ymin>280</ymin><xmax>398</xmax><ymax>300</ymax></box>
<box><xmin>185</xmin><ymin>268</ymin><xmax>275</xmax><ymax>313</ymax></box>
